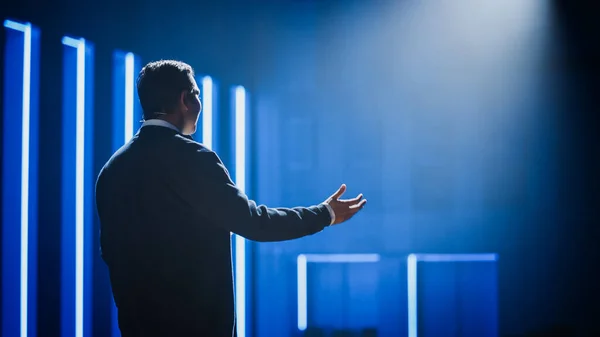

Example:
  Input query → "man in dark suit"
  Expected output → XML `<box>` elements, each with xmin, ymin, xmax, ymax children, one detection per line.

<box><xmin>95</xmin><ymin>60</ymin><xmax>367</xmax><ymax>337</ymax></box>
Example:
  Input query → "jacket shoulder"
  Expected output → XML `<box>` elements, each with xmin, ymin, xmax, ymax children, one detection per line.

<box><xmin>172</xmin><ymin>134</ymin><xmax>211</xmax><ymax>154</ymax></box>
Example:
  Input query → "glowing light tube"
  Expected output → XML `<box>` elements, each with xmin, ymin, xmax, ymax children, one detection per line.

<box><xmin>2</xmin><ymin>19</ymin><xmax>40</xmax><ymax>337</ymax></box>
<box><xmin>201</xmin><ymin>76</ymin><xmax>213</xmax><ymax>149</ymax></box>
<box><xmin>62</xmin><ymin>36</ymin><xmax>94</xmax><ymax>337</ymax></box>
<box><xmin>234</xmin><ymin>85</ymin><xmax>247</xmax><ymax>337</ymax></box>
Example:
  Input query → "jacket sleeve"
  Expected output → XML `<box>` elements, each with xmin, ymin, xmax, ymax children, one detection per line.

<box><xmin>173</xmin><ymin>145</ymin><xmax>331</xmax><ymax>242</ymax></box>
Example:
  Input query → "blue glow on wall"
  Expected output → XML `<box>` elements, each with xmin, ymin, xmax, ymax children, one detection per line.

<box><xmin>61</xmin><ymin>36</ymin><xmax>95</xmax><ymax>337</ymax></box>
<box><xmin>2</xmin><ymin>19</ymin><xmax>40</xmax><ymax>337</ymax></box>
<box><xmin>407</xmin><ymin>253</ymin><xmax>499</xmax><ymax>337</ymax></box>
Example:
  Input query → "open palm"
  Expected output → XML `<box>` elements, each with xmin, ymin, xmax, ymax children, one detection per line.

<box><xmin>324</xmin><ymin>184</ymin><xmax>367</xmax><ymax>225</ymax></box>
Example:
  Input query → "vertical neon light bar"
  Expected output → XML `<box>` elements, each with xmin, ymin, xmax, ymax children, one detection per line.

<box><xmin>110</xmin><ymin>50</ymin><xmax>142</xmax><ymax>337</ymax></box>
<box><xmin>406</xmin><ymin>254</ymin><xmax>418</xmax><ymax>337</ymax></box>
<box><xmin>62</xmin><ymin>36</ymin><xmax>94</xmax><ymax>337</ymax></box>
<box><xmin>233</xmin><ymin>85</ymin><xmax>248</xmax><ymax>337</ymax></box>
<box><xmin>112</xmin><ymin>51</ymin><xmax>141</xmax><ymax>148</ymax></box>
<box><xmin>124</xmin><ymin>53</ymin><xmax>135</xmax><ymax>141</ymax></box>
<box><xmin>2</xmin><ymin>19</ymin><xmax>40</xmax><ymax>337</ymax></box>
<box><xmin>200</xmin><ymin>76</ymin><xmax>213</xmax><ymax>149</ymax></box>
<box><xmin>296</xmin><ymin>254</ymin><xmax>380</xmax><ymax>331</ymax></box>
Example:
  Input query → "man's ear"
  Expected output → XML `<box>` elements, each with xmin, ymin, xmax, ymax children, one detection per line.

<box><xmin>179</xmin><ymin>91</ymin><xmax>188</xmax><ymax>109</ymax></box>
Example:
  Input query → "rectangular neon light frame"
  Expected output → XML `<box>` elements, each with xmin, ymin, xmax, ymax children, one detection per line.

<box><xmin>406</xmin><ymin>253</ymin><xmax>498</xmax><ymax>337</ymax></box>
<box><xmin>62</xmin><ymin>36</ymin><xmax>94</xmax><ymax>337</ymax></box>
<box><xmin>2</xmin><ymin>19</ymin><xmax>40</xmax><ymax>337</ymax></box>
<box><xmin>296</xmin><ymin>254</ymin><xmax>381</xmax><ymax>331</ymax></box>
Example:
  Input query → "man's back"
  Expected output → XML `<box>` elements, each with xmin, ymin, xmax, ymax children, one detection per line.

<box><xmin>96</xmin><ymin>125</ymin><xmax>235</xmax><ymax>336</ymax></box>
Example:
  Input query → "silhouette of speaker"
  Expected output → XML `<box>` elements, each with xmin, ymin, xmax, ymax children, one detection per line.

<box><xmin>407</xmin><ymin>254</ymin><xmax>499</xmax><ymax>337</ymax></box>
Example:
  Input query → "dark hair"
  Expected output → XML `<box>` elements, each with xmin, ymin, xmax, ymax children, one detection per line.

<box><xmin>136</xmin><ymin>60</ymin><xmax>195</xmax><ymax>120</ymax></box>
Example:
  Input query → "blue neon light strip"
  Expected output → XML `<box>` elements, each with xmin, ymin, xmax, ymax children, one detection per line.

<box><xmin>406</xmin><ymin>253</ymin><xmax>498</xmax><ymax>337</ymax></box>
<box><xmin>62</xmin><ymin>36</ymin><xmax>94</xmax><ymax>337</ymax></box>
<box><xmin>201</xmin><ymin>76</ymin><xmax>213</xmax><ymax>149</ymax></box>
<box><xmin>124</xmin><ymin>52</ymin><xmax>135</xmax><ymax>142</ymax></box>
<box><xmin>234</xmin><ymin>85</ymin><xmax>247</xmax><ymax>337</ymax></box>
<box><xmin>111</xmin><ymin>51</ymin><xmax>142</xmax><ymax>150</ymax></box>
<box><xmin>2</xmin><ymin>19</ymin><xmax>40</xmax><ymax>337</ymax></box>
<box><xmin>296</xmin><ymin>254</ymin><xmax>381</xmax><ymax>331</ymax></box>
<box><xmin>407</xmin><ymin>254</ymin><xmax>417</xmax><ymax>337</ymax></box>
<box><xmin>75</xmin><ymin>38</ymin><xmax>85</xmax><ymax>337</ymax></box>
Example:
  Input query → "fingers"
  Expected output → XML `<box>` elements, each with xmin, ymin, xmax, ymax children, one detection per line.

<box><xmin>341</xmin><ymin>193</ymin><xmax>363</xmax><ymax>204</ymax></box>
<box><xmin>338</xmin><ymin>199</ymin><xmax>367</xmax><ymax>223</ymax></box>
<box><xmin>330</xmin><ymin>184</ymin><xmax>347</xmax><ymax>200</ymax></box>
<box><xmin>349</xmin><ymin>198</ymin><xmax>367</xmax><ymax>210</ymax></box>
<box><xmin>326</xmin><ymin>185</ymin><xmax>367</xmax><ymax>225</ymax></box>
<box><xmin>329</xmin><ymin>196</ymin><xmax>367</xmax><ymax>225</ymax></box>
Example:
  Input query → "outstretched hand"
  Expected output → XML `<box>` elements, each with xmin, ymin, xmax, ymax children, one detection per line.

<box><xmin>324</xmin><ymin>184</ymin><xmax>367</xmax><ymax>225</ymax></box>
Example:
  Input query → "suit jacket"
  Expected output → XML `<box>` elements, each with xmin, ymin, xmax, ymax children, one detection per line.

<box><xmin>95</xmin><ymin>125</ymin><xmax>332</xmax><ymax>337</ymax></box>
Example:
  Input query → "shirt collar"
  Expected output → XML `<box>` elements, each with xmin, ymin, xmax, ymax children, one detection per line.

<box><xmin>141</xmin><ymin>119</ymin><xmax>181</xmax><ymax>133</ymax></box>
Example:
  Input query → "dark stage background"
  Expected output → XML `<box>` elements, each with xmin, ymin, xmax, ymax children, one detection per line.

<box><xmin>0</xmin><ymin>0</ymin><xmax>598</xmax><ymax>336</ymax></box>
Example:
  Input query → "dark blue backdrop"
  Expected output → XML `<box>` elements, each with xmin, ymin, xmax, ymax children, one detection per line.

<box><xmin>0</xmin><ymin>0</ymin><xmax>598</xmax><ymax>336</ymax></box>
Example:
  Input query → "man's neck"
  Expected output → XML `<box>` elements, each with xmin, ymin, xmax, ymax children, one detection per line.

<box><xmin>157</xmin><ymin>115</ymin><xmax>184</xmax><ymax>132</ymax></box>
<box><xmin>143</xmin><ymin>118</ymin><xmax>181</xmax><ymax>133</ymax></box>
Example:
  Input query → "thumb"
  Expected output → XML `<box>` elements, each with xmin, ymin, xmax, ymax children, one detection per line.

<box><xmin>330</xmin><ymin>184</ymin><xmax>347</xmax><ymax>200</ymax></box>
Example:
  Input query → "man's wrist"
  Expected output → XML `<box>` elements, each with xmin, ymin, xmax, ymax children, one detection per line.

<box><xmin>322</xmin><ymin>203</ymin><xmax>336</xmax><ymax>226</ymax></box>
